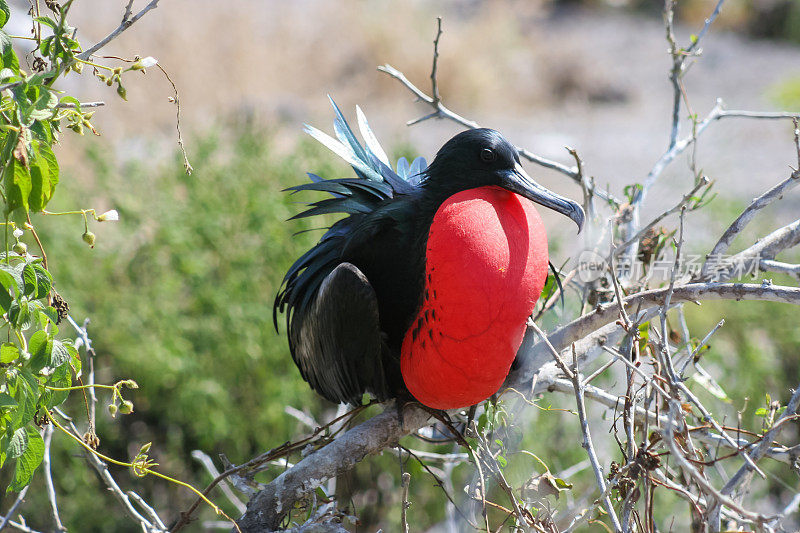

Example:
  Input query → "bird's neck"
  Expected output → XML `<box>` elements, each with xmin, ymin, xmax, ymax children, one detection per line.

<box><xmin>400</xmin><ymin>186</ymin><xmax>549</xmax><ymax>409</ymax></box>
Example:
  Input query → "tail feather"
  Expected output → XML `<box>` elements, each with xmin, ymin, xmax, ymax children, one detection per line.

<box><xmin>275</xmin><ymin>100</ymin><xmax>426</xmax><ymax>337</ymax></box>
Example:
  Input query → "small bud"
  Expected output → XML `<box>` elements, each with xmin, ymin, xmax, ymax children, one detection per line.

<box><xmin>113</xmin><ymin>67</ymin><xmax>122</xmax><ymax>75</ymax></box>
<box><xmin>71</xmin><ymin>62</ymin><xmax>83</xmax><ymax>74</ymax></box>
<box><xmin>116</xmin><ymin>84</ymin><xmax>127</xmax><ymax>100</ymax></box>
<box><xmin>108</xmin><ymin>403</ymin><xmax>118</xmax><ymax>417</ymax></box>
<box><xmin>82</xmin><ymin>230</ymin><xmax>96</xmax><ymax>247</ymax></box>
<box><xmin>140</xmin><ymin>442</ymin><xmax>152</xmax><ymax>454</ymax></box>
<box><xmin>84</xmin><ymin>111</ymin><xmax>95</xmax><ymax>120</ymax></box>
<box><xmin>71</xmin><ymin>123</ymin><xmax>85</xmax><ymax>135</ymax></box>
<box><xmin>123</xmin><ymin>379</ymin><xmax>139</xmax><ymax>389</ymax></box>
<box><xmin>131</xmin><ymin>57</ymin><xmax>158</xmax><ymax>71</ymax></box>
<box><xmin>97</xmin><ymin>209</ymin><xmax>119</xmax><ymax>222</ymax></box>
<box><xmin>119</xmin><ymin>400</ymin><xmax>134</xmax><ymax>414</ymax></box>
<box><xmin>106</xmin><ymin>78</ymin><xmax>113</xmax><ymax>87</ymax></box>
<box><xmin>12</xmin><ymin>241</ymin><xmax>26</xmax><ymax>255</ymax></box>
<box><xmin>12</xmin><ymin>228</ymin><xmax>23</xmax><ymax>239</ymax></box>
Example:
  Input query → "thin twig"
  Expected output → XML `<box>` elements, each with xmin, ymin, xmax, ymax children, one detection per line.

<box><xmin>662</xmin><ymin>400</ymin><xmax>772</xmax><ymax>526</ymax></box>
<box><xmin>42</xmin><ymin>425</ymin><xmax>66</xmax><ymax>531</ymax></box>
<box><xmin>55</xmin><ymin>101</ymin><xmax>105</xmax><ymax>109</ymax></box>
<box><xmin>77</xmin><ymin>0</ymin><xmax>161</xmax><ymax>61</ymax></box>
<box><xmin>614</xmin><ymin>176</ymin><xmax>709</xmax><ymax>259</ymax></box>
<box><xmin>759</xmin><ymin>259</ymin><xmax>800</xmax><ymax>278</ymax></box>
<box><xmin>0</xmin><ymin>486</ymin><xmax>31</xmax><ymax>533</ymax></box>
<box><xmin>708</xmin><ymin>384</ymin><xmax>800</xmax><ymax>525</ymax></box>
<box><xmin>400</xmin><ymin>472</ymin><xmax>411</xmax><ymax>533</ymax></box>
<box><xmin>548</xmin><ymin>378</ymin><xmax>795</xmax><ymax>464</ymax></box>
<box><xmin>430</xmin><ymin>17</ymin><xmax>442</xmax><ymax>105</ymax></box>
<box><xmin>156</xmin><ymin>64</ymin><xmax>193</xmax><ymax>174</ymax></box>
<box><xmin>701</xmin><ymin>171</ymin><xmax>800</xmax><ymax>278</ymax></box>
<box><xmin>530</xmin><ymin>323</ymin><xmax>622</xmax><ymax>532</ymax></box>
<box><xmin>61</xmin><ymin>418</ymin><xmax>165</xmax><ymax>532</ymax></box>
<box><xmin>678</xmin><ymin>319</ymin><xmax>724</xmax><ymax>376</ymax></box>
<box><xmin>191</xmin><ymin>451</ymin><xmax>247</xmax><ymax>514</ymax></box>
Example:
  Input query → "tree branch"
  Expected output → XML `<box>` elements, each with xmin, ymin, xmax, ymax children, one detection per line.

<box><xmin>77</xmin><ymin>0</ymin><xmax>160</xmax><ymax>61</ymax></box>
<box><xmin>702</xmin><ymin>171</ymin><xmax>800</xmax><ymax>278</ymax></box>
<box><xmin>237</xmin><ymin>283</ymin><xmax>800</xmax><ymax>531</ymax></box>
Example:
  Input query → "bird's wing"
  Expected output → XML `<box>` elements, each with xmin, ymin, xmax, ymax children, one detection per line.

<box><xmin>290</xmin><ymin>262</ymin><xmax>388</xmax><ymax>405</ymax></box>
<box><xmin>275</xmin><ymin>100</ymin><xmax>425</xmax><ymax>404</ymax></box>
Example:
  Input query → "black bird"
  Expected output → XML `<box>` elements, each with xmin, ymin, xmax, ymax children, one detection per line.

<box><xmin>275</xmin><ymin>101</ymin><xmax>583</xmax><ymax>409</ymax></box>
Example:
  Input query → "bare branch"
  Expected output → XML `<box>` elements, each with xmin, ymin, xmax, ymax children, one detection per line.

<box><xmin>708</xmin><ymin>384</ymin><xmax>800</xmax><ymax>525</ymax></box>
<box><xmin>759</xmin><ymin>259</ymin><xmax>800</xmax><ymax>278</ymax></box>
<box><xmin>0</xmin><ymin>485</ymin><xmax>31</xmax><ymax>533</ymax></box>
<box><xmin>547</xmin><ymin>378</ymin><xmax>796</xmax><ymax>464</ymax></box>
<box><xmin>702</xmin><ymin>171</ymin><xmax>800</xmax><ymax>278</ymax></box>
<box><xmin>77</xmin><ymin>0</ymin><xmax>160</xmax><ymax>61</ymax></box>
<box><xmin>375</xmin><ymin>66</ymin><xmax>581</xmax><ymax>180</ymax></box>
<box><xmin>55</xmin><ymin>101</ymin><xmax>105</xmax><ymax>109</ymax></box>
<box><xmin>400</xmin><ymin>472</ymin><xmax>411</xmax><ymax>533</ymax></box>
<box><xmin>42</xmin><ymin>425</ymin><xmax>66</xmax><ymax>531</ymax></box>
<box><xmin>614</xmin><ymin>176</ymin><xmax>710</xmax><ymax>259</ymax></box>
<box><xmin>556</xmin><ymin>341</ymin><xmax>622</xmax><ymax>532</ymax></box>
<box><xmin>707</xmin><ymin>219</ymin><xmax>800</xmax><ymax>281</ymax></box>
<box><xmin>62</xmin><ymin>418</ymin><xmax>166</xmax><ymax>532</ymax></box>
<box><xmin>662</xmin><ymin>401</ymin><xmax>771</xmax><ymax>526</ymax></box>
<box><xmin>191</xmin><ymin>451</ymin><xmax>247</xmax><ymax>514</ymax></box>
<box><xmin>237</xmin><ymin>406</ymin><xmax>432</xmax><ymax>531</ymax></box>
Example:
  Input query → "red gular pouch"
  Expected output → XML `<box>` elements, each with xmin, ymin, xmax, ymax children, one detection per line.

<box><xmin>400</xmin><ymin>185</ymin><xmax>549</xmax><ymax>409</ymax></box>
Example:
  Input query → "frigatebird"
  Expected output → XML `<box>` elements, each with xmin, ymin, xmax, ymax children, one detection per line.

<box><xmin>274</xmin><ymin>101</ymin><xmax>584</xmax><ymax>410</ymax></box>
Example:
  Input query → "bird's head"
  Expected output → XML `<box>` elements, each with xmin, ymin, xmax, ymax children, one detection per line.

<box><xmin>423</xmin><ymin>128</ymin><xmax>585</xmax><ymax>232</ymax></box>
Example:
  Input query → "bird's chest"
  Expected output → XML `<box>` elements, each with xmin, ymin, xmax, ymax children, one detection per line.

<box><xmin>400</xmin><ymin>186</ymin><xmax>549</xmax><ymax>409</ymax></box>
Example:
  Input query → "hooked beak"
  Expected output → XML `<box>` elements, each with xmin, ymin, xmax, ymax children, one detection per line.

<box><xmin>501</xmin><ymin>162</ymin><xmax>585</xmax><ymax>233</ymax></box>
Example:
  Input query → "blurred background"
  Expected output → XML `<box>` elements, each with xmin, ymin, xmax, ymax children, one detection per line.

<box><xmin>1</xmin><ymin>0</ymin><xmax>799</xmax><ymax>530</ymax></box>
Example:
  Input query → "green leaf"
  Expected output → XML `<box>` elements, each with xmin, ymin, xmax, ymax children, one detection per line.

<box><xmin>9</xmin><ymin>425</ymin><xmax>43</xmax><ymax>492</ymax></box>
<box><xmin>38</xmin><ymin>306</ymin><xmax>58</xmax><ymax>329</ymax></box>
<box><xmin>29</xmin><ymin>119</ymin><xmax>53</xmax><ymax>145</ymax></box>
<box><xmin>38</xmin><ymin>36</ymin><xmax>52</xmax><ymax>58</ymax></box>
<box><xmin>7</xmin><ymin>298</ymin><xmax>33</xmax><ymax>331</ymax></box>
<box><xmin>9</xmin><ymin>370</ymin><xmax>37</xmax><ymax>429</ymax></box>
<box><xmin>28</xmin><ymin>140</ymin><xmax>58</xmax><ymax>212</ymax></box>
<box><xmin>554</xmin><ymin>477</ymin><xmax>573</xmax><ymax>489</ymax></box>
<box><xmin>27</xmin><ymin>90</ymin><xmax>58</xmax><ymax>122</ymax></box>
<box><xmin>5</xmin><ymin>157</ymin><xmax>31</xmax><ymax>214</ymax></box>
<box><xmin>0</xmin><ymin>29</ymin><xmax>10</xmax><ymax>55</ymax></box>
<box><xmin>0</xmin><ymin>342</ymin><xmax>18</xmax><ymax>363</ymax></box>
<box><xmin>0</xmin><ymin>2</ymin><xmax>9</xmax><ymax>30</ymax></box>
<box><xmin>66</xmin><ymin>343</ymin><xmax>81</xmax><ymax>378</ymax></box>
<box><xmin>22</xmin><ymin>262</ymin><xmax>51</xmax><ymax>299</ymax></box>
<box><xmin>497</xmin><ymin>454</ymin><xmax>507</xmax><ymax>468</ymax></box>
<box><xmin>32</xmin><ymin>16</ymin><xmax>57</xmax><ymax>30</ymax></box>
<box><xmin>28</xmin><ymin>330</ymin><xmax>52</xmax><ymax>372</ymax></box>
<box><xmin>58</xmin><ymin>95</ymin><xmax>80</xmax><ymax>108</ymax></box>
<box><xmin>44</xmin><ymin>362</ymin><xmax>69</xmax><ymax>407</ymax></box>
<box><xmin>0</xmin><ymin>392</ymin><xmax>15</xmax><ymax>408</ymax></box>
<box><xmin>0</xmin><ymin>37</ymin><xmax>17</xmax><ymax>71</ymax></box>
<box><xmin>6</xmin><ymin>426</ymin><xmax>27</xmax><ymax>459</ymax></box>
<box><xmin>754</xmin><ymin>408</ymin><xmax>768</xmax><ymax>417</ymax></box>
<box><xmin>50</xmin><ymin>339</ymin><xmax>68</xmax><ymax>367</ymax></box>
<box><xmin>22</xmin><ymin>263</ymin><xmax>37</xmax><ymax>297</ymax></box>
<box><xmin>0</xmin><ymin>268</ymin><xmax>16</xmax><ymax>311</ymax></box>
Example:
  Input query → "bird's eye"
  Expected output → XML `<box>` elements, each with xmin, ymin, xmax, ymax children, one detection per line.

<box><xmin>480</xmin><ymin>148</ymin><xmax>496</xmax><ymax>163</ymax></box>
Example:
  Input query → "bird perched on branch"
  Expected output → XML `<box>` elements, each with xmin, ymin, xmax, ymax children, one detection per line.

<box><xmin>275</xmin><ymin>100</ymin><xmax>583</xmax><ymax>410</ymax></box>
